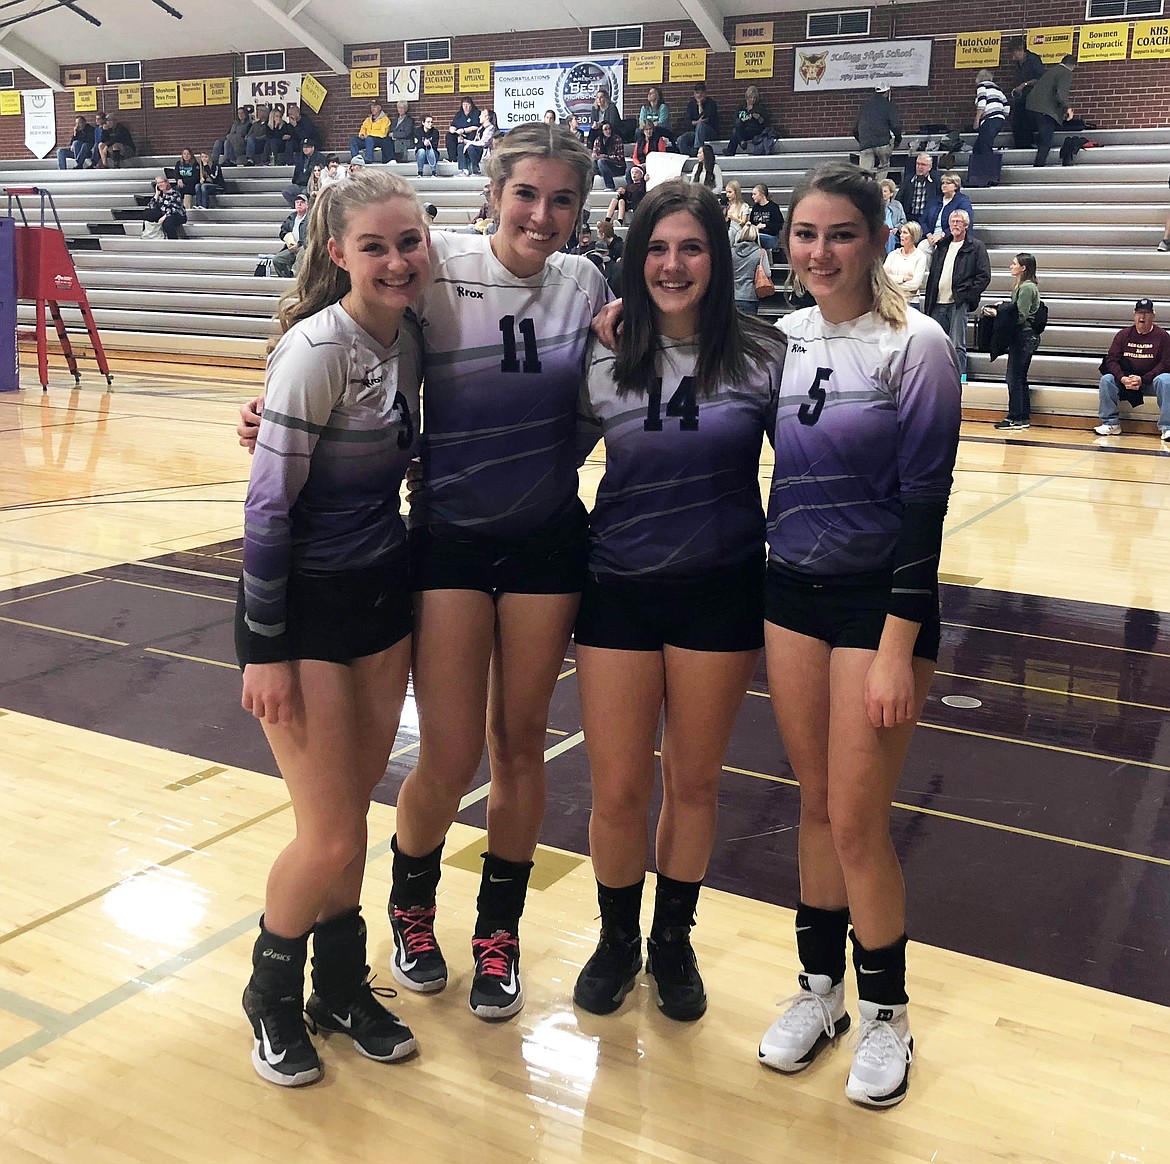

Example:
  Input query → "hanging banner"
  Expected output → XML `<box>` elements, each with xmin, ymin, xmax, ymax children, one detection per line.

<box><xmin>237</xmin><ymin>72</ymin><xmax>302</xmax><ymax>113</ymax></box>
<box><xmin>73</xmin><ymin>87</ymin><xmax>98</xmax><ymax>113</ymax></box>
<box><xmin>669</xmin><ymin>49</ymin><xmax>707</xmax><ymax>82</ymax></box>
<box><xmin>735</xmin><ymin>45</ymin><xmax>775</xmax><ymax>78</ymax></box>
<box><xmin>299</xmin><ymin>74</ymin><xmax>327</xmax><ymax>112</ymax></box>
<box><xmin>350</xmin><ymin>68</ymin><xmax>380</xmax><ymax>99</ymax></box>
<box><xmin>1078</xmin><ymin>22</ymin><xmax>1129</xmax><ymax>61</ymax></box>
<box><xmin>119</xmin><ymin>85</ymin><xmax>142</xmax><ymax>110</ymax></box>
<box><xmin>153</xmin><ymin>81</ymin><xmax>179</xmax><ymax>109</ymax></box>
<box><xmin>459</xmin><ymin>62</ymin><xmax>492</xmax><ymax>92</ymax></box>
<box><xmin>425</xmin><ymin>65</ymin><xmax>455</xmax><ymax>94</ymax></box>
<box><xmin>954</xmin><ymin>32</ymin><xmax>1002</xmax><ymax>69</ymax></box>
<box><xmin>492</xmin><ymin>57</ymin><xmax>625</xmax><ymax>130</ymax></box>
<box><xmin>794</xmin><ymin>39</ymin><xmax>932</xmax><ymax>91</ymax></box>
<box><xmin>1027</xmin><ymin>27</ymin><xmax>1075</xmax><ymax>63</ymax></box>
<box><xmin>0</xmin><ymin>91</ymin><xmax>21</xmax><ymax>115</ymax></box>
<box><xmin>205</xmin><ymin>78</ymin><xmax>232</xmax><ymax>105</ymax></box>
<box><xmin>736</xmin><ymin>21</ymin><xmax>773</xmax><ymax>44</ymax></box>
<box><xmin>386</xmin><ymin>66</ymin><xmax>422</xmax><ymax>101</ymax></box>
<box><xmin>180</xmin><ymin>80</ymin><xmax>205</xmax><ymax>107</ymax></box>
<box><xmin>23</xmin><ymin>89</ymin><xmax>55</xmax><ymax>158</ymax></box>
<box><xmin>1132</xmin><ymin>19</ymin><xmax>1170</xmax><ymax>59</ymax></box>
<box><xmin>627</xmin><ymin>53</ymin><xmax>663</xmax><ymax>85</ymax></box>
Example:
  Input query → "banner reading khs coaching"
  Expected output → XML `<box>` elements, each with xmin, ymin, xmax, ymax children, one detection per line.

<box><xmin>236</xmin><ymin>72</ymin><xmax>302</xmax><ymax>115</ymax></box>
<box><xmin>493</xmin><ymin>57</ymin><xmax>624</xmax><ymax>130</ymax></box>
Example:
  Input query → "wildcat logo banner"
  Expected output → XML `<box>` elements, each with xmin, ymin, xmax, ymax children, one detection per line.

<box><xmin>793</xmin><ymin>39</ymin><xmax>932</xmax><ymax>91</ymax></box>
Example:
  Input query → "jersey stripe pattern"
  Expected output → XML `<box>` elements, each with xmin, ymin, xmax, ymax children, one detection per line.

<box><xmin>411</xmin><ymin>232</ymin><xmax>611</xmax><ymax>538</ymax></box>
<box><xmin>579</xmin><ymin>337</ymin><xmax>781</xmax><ymax>578</ymax></box>
<box><xmin>767</xmin><ymin>308</ymin><xmax>961</xmax><ymax>576</ymax></box>
<box><xmin>243</xmin><ymin>303</ymin><xmax>423</xmax><ymax>648</ymax></box>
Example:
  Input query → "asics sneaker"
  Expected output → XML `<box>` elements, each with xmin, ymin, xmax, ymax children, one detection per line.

<box><xmin>470</xmin><ymin>929</ymin><xmax>524</xmax><ymax>1020</ymax></box>
<box><xmin>306</xmin><ymin>976</ymin><xmax>417</xmax><ymax>1062</ymax></box>
<box><xmin>758</xmin><ymin>973</ymin><xmax>850</xmax><ymax>1073</ymax></box>
<box><xmin>389</xmin><ymin>904</ymin><xmax>448</xmax><ymax>993</ymax></box>
<box><xmin>845</xmin><ymin>1000</ymin><xmax>914</xmax><ymax>1108</ymax></box>
<box><xmin>242</xmin><ymin>983</ymin><xmax>322</xmax><ymax>1088</ymax></box>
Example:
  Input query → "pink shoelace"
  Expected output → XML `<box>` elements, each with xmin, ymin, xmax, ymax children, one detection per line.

<box><xmin>393</xmin><ymin>906</ymin><xmax>438</xmax><ymax>954</ymax></box>
<box><xmin>471</xmin><ymin>931</ymin><xmax>517</xmax><ymax>978</ymax></box>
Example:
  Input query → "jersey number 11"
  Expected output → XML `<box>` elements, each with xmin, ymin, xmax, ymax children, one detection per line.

<box><xmin>499</xmin><ymin>316</ymin><xmax>542</xmax><ymax>373</ymax></box>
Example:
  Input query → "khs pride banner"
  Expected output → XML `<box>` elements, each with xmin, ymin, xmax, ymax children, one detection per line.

<box><xmin>794</xmin><ymin>39</ymin><xmax>932</xmax><ymax>91</ymax></box>
<box><xmin>236</xmin><ymin>73</ymin><xmax>302</xmax><ymax>114</ymax></box>
<box><xmin>493</xmin><ymin>57</ymin><xmax>624</xmax><ymax>129</ymax></box>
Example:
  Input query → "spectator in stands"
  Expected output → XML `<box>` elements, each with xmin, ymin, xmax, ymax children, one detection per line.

<box><xmin>853</xmin><ymin>84</ymin><xmax>901</xmax><ymax>174</ymax></box>
<box><xmin>99</xmin><ymin>117</ymin><xmax>135</xmax><ymax>168</ymax></box>
<box><xmin>731</xmin><ymin>222</ymin><xmax>768</xmax><ymax>316</ymax></box>
<box><xmin>1027</xmin><ymin>55</ymin><xmax>1076</xmax><ymax>168</ymax></box>
<box><xmin>348</xmin><ymin>155</ymin><xmax>366</xmax><ymax>178</ymax></box>
<box><xmin>194</xmin><ymin>151</ymin><xmax>226</xmax><ymax>209</ymax></box>
<box><xmin>984</xmin><ymin>252</ymin><xmax>1043</xmax><ymax>430</ymax></box>
<box><xmin>595</xmin><ymin>216</ymin><xmax>622</xmax><ymax>264</ymax></box>
<box><xmin>283</xmin><ymin>139</ymin><xmax>324</xmax><ymax>206</ymax></box>
<box><xmin>57</xmin><ymin>116</ymin><xmax>94</xmax><ymax>170</ymax></box>
<box><xmin>884</xmin><ymin>221</ymin><xmax>928</xmax><ymax>305</ymax></box>
<box><xmin>143</xmin><ymin>175</ymin><xmax>187</xmax><ymax>239</ymax></box>
<box><xmin>638</xmin><ymin>87</ymin><xmax>669</xmax><ymax>128</ymax></box>
<box><xmin>174</xmin><ymin>147</ymin><xmax>198</xmax><ymax>209</ymax></box>
<box><xmin>880</xmin><ymin>179</ymin><xmax>906</xmax><ymax>254</ymax></box>
<box><xmin>543</xmin><ymin>109</ymin><xmax>557</xmax><ymax>125</ymax></box>
<box><xmin>91</xmin><ymin>111</ymin><xmax>107</xmax><ymax>165</ymax></box>
<box><xmin>284</xmin><ymin>103</ymin><xmax>321</xmax><ymax>156</ymax></box>
<box><xmin>462</xmin><ymin>109</ymin><xmax>498</xmax><ymax>177</ymax></box>
<box><xmin>677</xmin><ymin>82</ymin><xmax>719</xmax><ymax>157</ymax></box>
<box><xmin>897</xmin><ymin>153</ymin><xmax>942</xmax><ymax>234</ymax></box>
<box><xmin>749</xmin><ymin>183</ymin><xmax>784</xmax><ymax>251</ymax></box>
<box><xmin>310</xmin><ymin>154</ymin><xmax>344</xmax><ymax>197</ymax></box>
<box><xmin>973</xmin><ymin>69</ymin><xmax>1009</xmax><ymax>155</ymax></box>
<box><xmin>689</xmin><ymin>144</ymin><xmax>722</xmax><ymax>191</ymax></box>
<box><xmin>923</xmin><ymin>208</ymin><xmax>990</xmax><ymax>379</ymax></box>
<box><xmin>349</xmin><ymin>100</ymin><xmax>392</xmax><ymax>165</ymax></box>
<box><xmin>724</xmin><ymin>179</ymin><xmax>750</xmax><ymax>230</ymax></box>
<box><xmin>1095</xmin><ymin>298</ymin><xmax>1170</xmax><ymax>440</ymax></box>
<box><xmin>605</xmin><ymin>165</ymin><xmax>646</xmax><ymax>225</ymax></box>
<box><xmin>567</xmin><ymin>114</ymin><xmax>588</xmax><ymax>142</ymax></box>
<box><xmin>245</xmin><ymin>105</ymin><xmax>270</xmax><ymax>166</ymax></box>
<box><xmin>415</xmin><ymin>116</ymin><xmax>441</xmax><ymax>176</ymax></box>
<box><xmin>273</xmin><ymin>109</ymin><xmax>300</xmax><ymax>164</ymax></box>
<box><xmin>629</xmin><ymin>119</ymin><xmax>672</xmax><ymax>177</ymax></box>
<box><xmin>591</xmin><ymin>89</ymin><xmax>623</xmax><ymax>146</ymax></box>
<box><xmin>392</xmin><ymin>101</ymin><xmax>416</xmax><ymax>164</ymax></box>
<box><xmin>270</xmin><ymin>192</ymin><xmax>310</xmax><ymax>278</ymax></box>
<box><xmin>446</xmin><ymin>96</ymin><xmax>480</xmax><ymax>164</ymax></box>
<box><xmin>592</xmin><ymin>120</ymin><xmax>626</xmax><ymax>190</ymax></box>
<box><xmin>571</xmin><ymin>223</ymin><xmax>597</xmax><ymax>255</ymax></box>
<box><xmin>264</xmin><ymin>109</ymin><xmax>288</xmax><ymax>165</ymax></box>
<box><xmin>1009</xmin><ymin>38</ymin><xmax>1045</xmax><ymax>149</ymax></box>
<box><xmin>724</xmin><ymin>86</ymin><xmax>769</xmax><ymax>157</ymax></box>
<box><xmin>925</xmin><ymin>172</ymin><xmax>973</xmax><ymax>246</ymax></box>
<box><xmin>212</xmin><ymin>107</ymin><xmax>251</xmax><ymax>168</ymax></box>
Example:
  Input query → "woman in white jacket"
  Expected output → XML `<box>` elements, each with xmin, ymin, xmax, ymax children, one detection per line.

<box><xmin>883</xmin><ymin>222</ymin><xmax>928</xmax><ymax>306</ymax></box>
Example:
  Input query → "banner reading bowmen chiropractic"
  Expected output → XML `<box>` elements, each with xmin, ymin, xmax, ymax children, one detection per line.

<box><xmin>1078</xmin><ymin>22</ymin><xmax>1129</xmax><ymax>61</ymax></box>
<box><xmin>954</xmin><ymin>32</ymin><xmax>1001</xmax><ymax>69</ymax></box>
<box><xmin>1132</xmin><ymin>19</ymin><xmax>1170</xmax><ymax>59</ymax></box>
<box><xmin>736</xmin><ymin>45</ymin><xmax>774</xmax><ymax>78</ymax></box>
<box><xmin>794</xmin><ymin>39</ymin><xmax>932</xmax><ymax>91</ymax></box>
<box><xmin>493</xmin><ymin>57</ymin><xmax>625</xmax><ymax>130</ymax></box>
<box><xmin>238</xmin><ymin>72</ymin><xmax>302</xmax><ymax>114</ymax></box>
<box><xmin>1028</xmin><ymin>27</ymin><xmax>1075</xmax><ymax>63</ymax></box>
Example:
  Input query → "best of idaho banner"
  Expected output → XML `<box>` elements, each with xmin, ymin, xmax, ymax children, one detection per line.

<box><xmin>1132</xmin><ymin>19</ymin><xmax>1170</xmax><ymax>59</ymax></box>
<box><xmin>73</xmin><ymin>87</ymin><xmax>97</xmax><ymax>113</ymax></box>
<box><xmin>1078</xmin><ymin>22</ymin><xmax>1129</xmax><ymax>61</ymax></box>
<box><xmin>23</xmin><ymin>88</ymin><xmax>55</xmax><ymax>158</ymax></box>
<box><xmin>954</xmin><ymin>32</ymin><xmax>1001</xmax><ymax>69</ymax></box>
<box><xmin>493</xmin><ymin>57</ymin><xmax>625</xmax><ymax>129</ymax></box>
<box><xmin>154</xmin><ymin>81</ymin><xmax>178</xmax><ymax>109</ymax></box>
<box><xmin>1028</xmin><ymin>27</ymin><xmax>1075</xmax><ymax>63</ymax></box>
<box><xmin>794</xmin><ymin>39</ymin><xmax>932</xmax><ymax>91</ymax></box>
<box><xmin>736</xmin><ymin>45</ymin><xmax>775</xmax><ymax>79</ymax></box>
<box><xmin>237</xmin><ymin>72</ymin><xmax>302</xmax><ymax>112</ymax></box>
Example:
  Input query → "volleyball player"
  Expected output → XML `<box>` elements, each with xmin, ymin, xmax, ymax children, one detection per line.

<box><xmin>572</xmin><ymin>182</ymin><xmax>785</xmax><ymax>1021</ymax></box>
<box><xmin>240</xmin><ymin>123</ymin><xmax>610</xmax><ymax>1022</ymax></box>
<box><xmin>237</xmin><ymin>171</ymin><xmax>427</xmax><ymax>1086</ymax></box>
<box><xmin>755</xmin><ymin>162</ymin><xmax>961</xmax><ymax>1107</ymax></box>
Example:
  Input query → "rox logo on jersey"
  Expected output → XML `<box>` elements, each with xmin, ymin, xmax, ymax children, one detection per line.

<box><xmin>457</xmin><ymin>286</ymin><xmax>484</xmax><ymax>299</ymax></box>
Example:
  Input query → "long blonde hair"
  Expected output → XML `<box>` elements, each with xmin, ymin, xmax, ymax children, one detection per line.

<box><xmin>271</xmin><ymin>169</ymin><xmax>424</xmax><ymax>350</ymax></box>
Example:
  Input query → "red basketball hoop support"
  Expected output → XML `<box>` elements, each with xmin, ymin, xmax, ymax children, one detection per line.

<box><xmin>5</xmin><ymin>186</ymin><xmax>112</xmax><ymax>391</ymax></box>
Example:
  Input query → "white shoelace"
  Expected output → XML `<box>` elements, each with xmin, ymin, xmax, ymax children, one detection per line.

<box><xmin>850</xmin><ymin>1018</ymin><xmax>913</xmax><ymax>1069</ymax></box>
<box><xmin>774</xmin><ymin>989</ymin><xmax>836</xmax><ymax>1038</ymax></box>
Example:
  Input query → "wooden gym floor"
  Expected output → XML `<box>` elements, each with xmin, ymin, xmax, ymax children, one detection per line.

<box><xmin>1</xmin><ymin>361</ymin><xmax>1169</xmax><ymax>1162</ymax></box>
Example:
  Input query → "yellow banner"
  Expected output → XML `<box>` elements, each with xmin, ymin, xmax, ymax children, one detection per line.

<box><xmin>73</xmin><ymin>86</ymin><xmax>97</xmax><ymax>113</ymax></box>
<box><xmin>179</xmin><ymin>80</ymin><xmax>205</xmax><ymax>107</ymax></box>
<box><xmin>350</xmin><ymin>68</ymin><xmax>381</xmax><ymax>99</ymax></box>
<box><xmin>669</xmin><ymin>49</ymin><xmax>707</xmax><ymax>83</ymax></box>
<box><xmin>119</xmin><ymin>85</ymin><xmax>142</xmax><ymax>110</ymax></box>
<box><xmin>1132</xmin><ymin>19</ymin><xmax>1170</xmax><ymax>59</ymax></box>
<box><xmin>1028</xmin><ymin>26</ymin><xmax>1075</xmax><ymax>63</ymax></box>
<box><xmin>626</xmin><ymin>52</ymin><xmax>663</xmax><ymax>85</ymax></box>
<box><xmin>735</xmin><ymin>45</ymin><xmax>775</xmax><ymax>79</ymax></box>
<box><xmin>153</xmin><ymin>81</ymin><xmax>178</xmax><ymax>109</ymax></box>
<box><xmin>425</xmin><ymin>65</ymin><xmax>455</xmax><ymax>94</ymax></box>
<box><xmin>0</xmin><ymin>91</ymin><xmax>20</xmax><ymax>115</ymax></box>
<box><xmin>299</xmin><ymin>73</ymin><xmax>327</xmax><ymax>113</ymax></box>
<box><xmin>954</xmin><ymin>31</ymin><xmax>1002</xmax><ymax>69</ymax></box>
<box><xmin>205</xmin><ymin>78</ymin><xmax>232</xmax><ymax>106</ymax></box>
<box><xmin>459</xmin><ymin>62</ymin><xmax>491</xmax><ymax>92</ymax></box>
<box><xmin>1078</xmin><ymin>22</ymin><xmax>1129</xmax><ymax>61</ymax></box>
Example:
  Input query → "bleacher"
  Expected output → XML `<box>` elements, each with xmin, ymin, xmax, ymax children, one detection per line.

<box><xmin>3</xmin><ymin>125</ymin><xmax>1170</xmax><ymax>422</ymax></box>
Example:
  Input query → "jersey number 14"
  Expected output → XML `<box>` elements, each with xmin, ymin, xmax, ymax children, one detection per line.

<box><xmin>644</xmin><ymin>375</ymin><xmax>699</xmax><ymax>432</ymax></box>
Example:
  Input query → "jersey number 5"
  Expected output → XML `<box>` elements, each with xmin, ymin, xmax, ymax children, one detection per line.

<box><xmin>644</xmin><ymin>375</ymin><xmax>699</xmax><ymax>432</ymax></box>
<box><xmin>798</xmin><ymin>367</ymin><xmax>832</xmax><ymax>426</ymax></box>
<box><xmin>499</xmin><ymin>316</ymin><xmax>542</xmax><ymax>373</ymax></box>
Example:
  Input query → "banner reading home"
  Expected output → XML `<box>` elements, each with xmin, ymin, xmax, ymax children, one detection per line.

<box><xmin>793</xmin><ymin>39</ymin><xmax>932</xmax><ymax>91</ymax></box>
<box><xmin>236</xmin><ymin>72</ymin><xmax>302</xmax><ymax>114</ymax></box>
<box><xmin>493</xmin><ymin>57</ymin><xmax>625</xmax><ymax>129</ymax></box>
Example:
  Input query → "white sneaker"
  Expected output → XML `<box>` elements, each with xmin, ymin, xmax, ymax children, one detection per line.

<box><xmin>1160</xmin><ymin>430</ymin><xmax>1170</xmax><ymax>442</ymax></box>
<box><xmin>1094</xmin><ymin>423</ymin><xmax>1122</xmax><ymax>436</ymax></box>
<box><xmin>845</xmin><ymin>1000</ymin><xmax>914</xmax><ymax>1108</ymax></box>
<box><xmin>758</xmin><ymin>973</ymin><xmax>850</xmax><ymax>1073</ymax></box>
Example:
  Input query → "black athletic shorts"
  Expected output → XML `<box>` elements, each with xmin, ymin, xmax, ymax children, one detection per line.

<box><xmin>410</xmin><ymin>500</ymin><xmax>589</xmax><ymax>596</ymax></box>
<box><xmin>234</xmin><ymin>546</ymin><xmax>413</xmax><ymax>668</ymax></box>
<box><xmin>574</xmin><ymin>554</ymin><xmax>765</xmax><ymax>653</ymax></box>
<box><xmin>763</xmin><ymin>561</ymin><xmax>940</xmax><ymax>662</ymax></box>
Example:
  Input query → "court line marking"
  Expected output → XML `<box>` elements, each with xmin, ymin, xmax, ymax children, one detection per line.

<box><xmin>165</xmin><ymin>765</ymin><xmax>228</xmax><ymax>792</ymax></box>
<box><xmin>107</xmin><ymin>576</ymin><xmax>236</xmax><ymax>604</ymax></box>
<box><xmin>941</xmin><ymin>621</ymin><xmax>1170</xmax><ymax>661</ymax></box>
<box><xmin>0</xmin><ymin>579</ymin><xmax>104</xmax><ymax>608</ymax></box>
<box><xmin>0</xmin><ymin>614</ymin><xmax>128</xmax><ymax>646</ymax></box>
<box><xmin>0</xmin><ymin>987</ymin><xmax>70</xmax><ymax>1029</ymax></box>
<box><xmin>933</xmin><ymin>668</ymin><xmax>1170</xmax><ymax>714</ymax></box>
<box><xmin>457</xmin><ymin>731</ymin><xmax>586</xmax><ymax>811</ymax></box>
<box><xmin>144</xmin><ymin>647</ymin><xmax>237</xmax><ymax>670</ymax></box>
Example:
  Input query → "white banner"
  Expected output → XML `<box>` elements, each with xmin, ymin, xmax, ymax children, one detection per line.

<box><xmin>386</xmin><ymin>66</ymin><xmax>422</xmax><ymax>102</ymax></box>
<box><xmin>24</xmin><ymin>89</ymin><xmax>55</xmax><ymax>159</ymax></box>
<box><xmin>236</xmin><ymin>73</ymin><xmax>302</xmax><ymax>114</ymax></box>
<box><xmin>493</xmin><ymin>57</ymin><xmax>624</xmax><ymax>130</ymax></box>
<box><xmin>793</xmin><ymin>39</ymin><xmax>932</xmax><ymax>92</ymax></box>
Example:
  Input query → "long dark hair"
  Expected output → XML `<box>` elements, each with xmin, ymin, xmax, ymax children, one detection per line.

<box><xmin>614</xmin><ymin>180</ymin><xmax>783</xmax><ymax>398</ymax></box>
<box><xmin>1014</xmin><ymin>251</ymin><xmax>1038</xmax><ymax>285</ymax></box>
<box><xmin>695</xmin><ymin>144</ymin><xmax>717</xmax><ymax>187</ymax></box>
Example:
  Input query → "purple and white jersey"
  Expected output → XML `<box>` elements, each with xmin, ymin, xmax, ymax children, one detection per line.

<box><xmin>767</xmin><ymin>307</ymin><xmax>960</xmax><ymax>576</ymax></box>
<box><xmin>410</xmin><ymin>231</ymin><xmax>611</xmax><ymax>538</ymax></box>
<box><xmin>579</xmin><ymin>337</ymin><xmax>781</xmax><ymax>578</ymax></box>
<box><xmin>243</xmin><ymin>303</ymin><xmax>422</xmax><ymax>646</ymax></box>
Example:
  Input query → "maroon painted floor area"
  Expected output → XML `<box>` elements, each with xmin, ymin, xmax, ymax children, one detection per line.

<box><xmin>4</xmin><ymin>541</ymin><xmax>1170</xmax><ymax>1006</ymax></box>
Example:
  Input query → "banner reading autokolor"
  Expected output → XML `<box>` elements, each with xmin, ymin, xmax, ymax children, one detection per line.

<box><xmin>236</xmin><ymin>73</ymin><xmax>302</xmax><ymax>114</ymax></box>
<box><xmin>493</xmin><ymin>57</ymin><xmax>624</xmax><ymax>130</ymax></box>
<box><xmin>793</xmin><ymin>39</ymin><xmax>932</xmax><ymax>92</ymax></box>
<box><xmin>23</xmin><ymin>89</ymin><xmax>55</xmax><ymax>159</ymax></box>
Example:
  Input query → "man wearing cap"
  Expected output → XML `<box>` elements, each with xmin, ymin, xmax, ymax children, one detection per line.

<box><xmin>269</xmin><ymin>193</ymin><xmax>310</xmax><ymax>278</ymax></box>
<box><xmin>348</xmin><ymin>101</ymin><xmax>392</xmax><ymax>165</ymax></box>
<box><xmin>1095</xmin><ymin>299</ymin><xmax>1170</xmax><ymax>440</ymax></box>
<box><xmin>853</xmin><ymin>84</ymin><xmax>902</xmax><ymax>174</ymax></box>
<box><xmin>281</xmin><ymin>139</ymin><xmax>324</xmax><ymax>207</ymax></box>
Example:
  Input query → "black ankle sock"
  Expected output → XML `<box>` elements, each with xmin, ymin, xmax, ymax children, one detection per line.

<box><xmin>597</xmin><ymin>878</ymin><xmax>644</xmax><ymax>940</ymax></box>
<box><xmin>650</xmin><ymin>874</ymin><xmax>702</xmax><ymax>941</ymax></box>
<box><xmin>311</xmin><ymin>907</ymin><xmax>367</xmax><ymax>999</ymax></box>
<box><xmin>390</xmin><ymin>834</ymin><xmax>444</xmax><ymax>909</ymax></box>
<box><xmin>850</xmin><ymin>931</ymin><xmax>909</xmax><ymax>1006</ymax></box>
<box><xmin>795</xmin><ymin>902</ymin><xmax>850</xmax><ymax>984</ymax></box>
<box><xmin>474</xmin><ymin>852</ymin><xmax>533</xmax><ymax>938</ymax></box>
<box><xmin>250</xmin><ymin>917</ymin><xmax>310</xmax><ymax>997</ymax></box>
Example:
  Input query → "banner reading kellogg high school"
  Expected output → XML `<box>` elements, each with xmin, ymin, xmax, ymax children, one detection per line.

<box><xmin>494</xmin><ymin>57</ymin><xmax>624</xmax><ymax>130</ymax></box>
<box><xmin>793</xmin><ymin>40</ymin><xmax>932</xmax><ymax>92</ymax></box>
